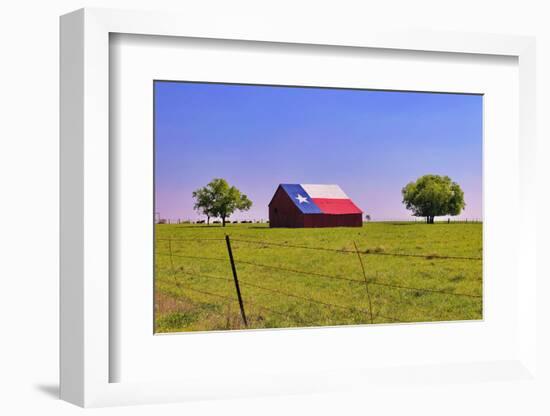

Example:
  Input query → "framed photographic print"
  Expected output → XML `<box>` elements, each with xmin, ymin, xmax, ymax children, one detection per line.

<box><xmin>153</xmin><ymin>80</ymin><xmax>483</xmax><ymax>333</ymax></box>
<box><xmin>60</xmin><ymin>8</ymin><xmax>538</xmax><ymax>408</ymax></box>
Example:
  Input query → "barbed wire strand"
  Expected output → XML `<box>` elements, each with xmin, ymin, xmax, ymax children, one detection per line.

<box><xmin>158</xmin><ymin>237</ymin><xmax>225</xmax><ymax>242</ymax></box>
<box><xmin>230</xmin><ymin>238</ymin><xmax>482</xmax><ymax>261</ymax></box>
<box><xmin>158</xmin><ymin>251</ymin><xmax>481</xmax><ymax>298</ymax></box>
<box><xmin>163</xmin><ymin>281</ymin><xmax>405</xmax><ymax>325</ymax></box>
<box><xmin>233</xmin><ymin>258</ymin><xmax>482</xmax><ymax>298</ymax></box>
<box><xmin>171</xmin><ymin>284</ymin><xmax>316</xmax><ymax>326</ymax></box>
<box><xmin>157</xmin><ymin>252</ymin><xmax>227</xmax><ymax>262</ymax></box>
<box><xmin>168</xmin><ymin>269</ymin><xmax>444</xmax><ymax>324</ymax></box>
<box><xmin>173</xmin><ymin>269</ymin><xmax>372</xmax><ymax>317</ymax></box>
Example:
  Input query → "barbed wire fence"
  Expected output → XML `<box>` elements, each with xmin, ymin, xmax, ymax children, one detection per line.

<box><xmin>156</xmin><ymin>235</ymin><xmax>482</xmax><ymax>329</ymax></box>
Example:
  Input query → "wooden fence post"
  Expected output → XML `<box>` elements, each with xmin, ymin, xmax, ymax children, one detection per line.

<box><xmin>225</xmin><ymin>235</ymin><xmax>248</xmax><ymax>327</ymax></box>
<box><xmin>353</xmin><ymin>241</ymin><xmax>374</xmax><ymax>324</ymax></box>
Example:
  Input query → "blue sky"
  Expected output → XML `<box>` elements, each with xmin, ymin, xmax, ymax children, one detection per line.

<box><xmin>155</xmin><ymin>81</ymin><xmax>482</xmax><ymax>221</ymax></box>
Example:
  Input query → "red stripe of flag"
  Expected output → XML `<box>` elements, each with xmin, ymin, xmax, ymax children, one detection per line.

<box><xmin>311</xmin><ymin>198</ymin><xmax>363</xmax><ymax>215</ymax></box>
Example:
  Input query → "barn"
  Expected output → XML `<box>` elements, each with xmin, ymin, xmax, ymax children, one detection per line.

<box><xmin>268</xmin><ymin>184</ymin><xmax>363</xmax><ymax>228</ymax></box>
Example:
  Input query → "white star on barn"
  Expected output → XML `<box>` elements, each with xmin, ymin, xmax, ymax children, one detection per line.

<box><xmin>295</xmin><ymin>194</ymin><xmax>309</xmax><ymax>204</ymax></box>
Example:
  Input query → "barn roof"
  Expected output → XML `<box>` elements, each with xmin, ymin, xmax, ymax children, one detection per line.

<box><xmin>273</xmin><ymin>184</ymin><xmax>363</xmax><ymax>215</ymax></box>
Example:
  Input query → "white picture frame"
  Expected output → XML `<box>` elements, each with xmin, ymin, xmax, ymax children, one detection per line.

<box><xmin>60</xmin><ymin>8</ymin><xmax>538</xmax><ymax>408</ymax></box>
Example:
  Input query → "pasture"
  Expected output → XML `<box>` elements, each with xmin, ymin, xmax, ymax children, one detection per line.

<box><xmin>154</xmin><ymin>222</ymin><xmax>482</xmax><ymax>332</ymax></box>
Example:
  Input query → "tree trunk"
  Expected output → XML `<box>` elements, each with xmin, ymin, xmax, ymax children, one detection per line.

<box><xmin>222</xmin><ymin>217</ymin><xmax>226</xmax><ymax>227</ymax></box>
<box><xmin>207</xmin><ymin>216</ymin><xmax>210</xmax><ymax>225</ymax></box>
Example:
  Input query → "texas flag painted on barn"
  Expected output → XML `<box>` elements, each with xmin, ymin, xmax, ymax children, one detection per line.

<box><xmin>280</xmin><ymin>184</ymin><xmax>363</xmax><ymax>214</ymax></box>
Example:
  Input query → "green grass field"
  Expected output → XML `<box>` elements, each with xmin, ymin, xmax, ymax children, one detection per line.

<box><xmin>154</xmin><ymin>222</ymin><xmax>482</xmax><ymax>332</ymax></box>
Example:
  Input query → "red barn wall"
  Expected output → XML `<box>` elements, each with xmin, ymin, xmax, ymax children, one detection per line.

<box><xmin>269</xmin><ymin>186</ymin><xmax>302</xmax><ymax>228</ymax></box>
<box><xmin>303</xmin><ymin>213</ymin><xmax>362</xmax><ymax>228</ymax></box>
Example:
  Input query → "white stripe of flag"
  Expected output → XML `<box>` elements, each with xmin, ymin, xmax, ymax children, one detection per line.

<box><xmin>301</xmin><ymin>184</ymin><xmax>349</xmax><ymax>199</ymax></box>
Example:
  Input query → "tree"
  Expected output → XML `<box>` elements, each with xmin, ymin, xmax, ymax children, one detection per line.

<box><xmin>192</xmin><ymin>187</ymin><xmax>215</xmax><ymax>225</ymax></box>
<box><xmin>401</xmin><ymin>174</ymin><xmax>465</xmax><ymax>224</ymax></box>
<box><xmin>192</xmin><ymin>178</ymin><xmax>252</xmax><ymax>227</ymax></box>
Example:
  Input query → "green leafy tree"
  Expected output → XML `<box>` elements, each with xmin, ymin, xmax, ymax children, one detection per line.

<box><xmin>192</xmin><ymin>187</ymin><xmax>215</xmax><ymax>225</ymax></box>
<box><xmin>192</xmin><ymin>178</ymin><xmax>252</xmax><ymax>227</ymax></box>
<box><xmin>401</xmin><ymin>174</ymin><xmax>465</xmax><ymax>224</ymax></box>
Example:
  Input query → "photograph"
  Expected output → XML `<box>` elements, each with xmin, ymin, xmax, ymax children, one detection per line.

<box><xmin>154</xmin><ymin>81</ymin><xmax>483</xmax><ymax>333</ymax></box>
